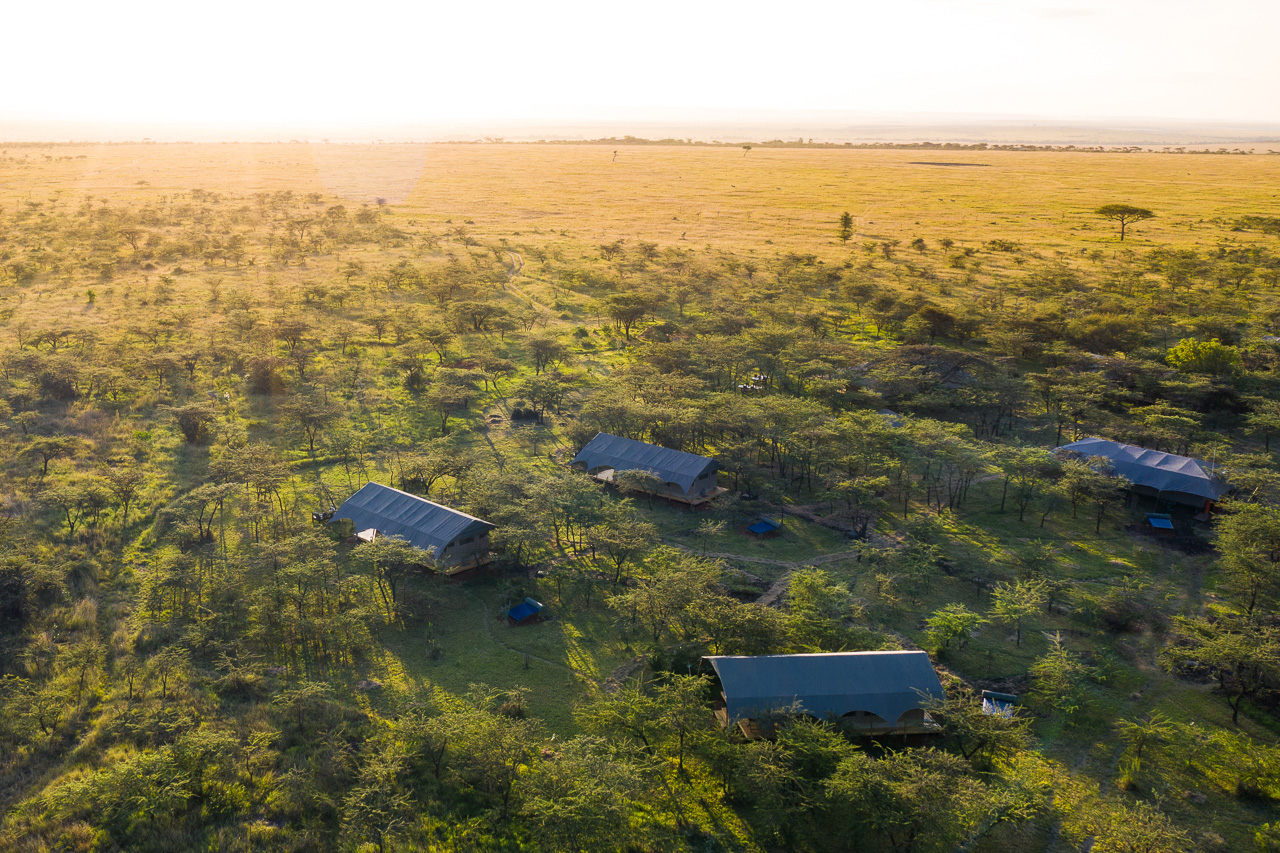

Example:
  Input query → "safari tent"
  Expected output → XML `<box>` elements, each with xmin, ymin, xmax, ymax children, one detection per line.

<box><xmin>572</xmin><ymin>432</ymin><xmax>725</xmax><ymax>505</ymax></box>
<box><xmin>1055</xmin><ymin>437</ymin><xmax>1229</xmax><ymax>512</ymax></box>
<box><xmin>330</xmin><ymin>482</ymin><xmax>495</xmax><ymax>573</ymax></box>
<box><xmin>705</xmin><ymin>650</ymin><xmax>945</xmax><ymax>736</ymax></box>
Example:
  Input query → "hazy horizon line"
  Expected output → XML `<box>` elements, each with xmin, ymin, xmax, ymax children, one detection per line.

<box><xmin>4</xmin><ymin>111</ymin><xmax>1280</xmax><ymax>147</ymax></box>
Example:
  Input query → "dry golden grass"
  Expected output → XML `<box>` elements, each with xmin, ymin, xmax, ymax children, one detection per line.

<box><xmin>6</xmin><ymin>142</ymin><xmax>1279</xmax><ymax>256</ymax></box>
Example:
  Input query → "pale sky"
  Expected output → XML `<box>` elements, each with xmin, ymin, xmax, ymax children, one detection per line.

<box><xmin>3</xmin><ymin>0</ymin><xmax>1278</xmax><ymax>128</ymax></box>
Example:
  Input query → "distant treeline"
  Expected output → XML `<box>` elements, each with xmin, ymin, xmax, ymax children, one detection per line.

<box><xmin>3</xmin><ymin>137</ymin><xmax>1278</xmax><ymax>154</ymax></box>
<box><xmin>505</xmin><ymin>136</ymin><xmax>1280</xmax><ymax>155</ymax></box>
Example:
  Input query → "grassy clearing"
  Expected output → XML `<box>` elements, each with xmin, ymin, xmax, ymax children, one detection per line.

<box><xmin>373</xmin><ymin>575</ymin><xmax>636</xmax><ymax>736</ymax></box>
<box><xmin>643</xmin><ymin>500</ymin><xmax>853</xmax><ymax>564</ymax></box>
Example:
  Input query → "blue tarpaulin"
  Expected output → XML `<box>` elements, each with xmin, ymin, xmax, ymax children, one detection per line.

<box><xmin>1147</xmin><ymin>515</ymin><xmax>1174</xmax><ymax>530</ymax></box>
<box><xmin>981</xmin><ymin>690</ymin><xmax>1018</xmax><ymax>718</ymax></box>
<box><xmin>508</xmin><ymin>597</ymin><xmax>544</xmax><ymax>623</ymax></box>
<box><xmin>747</xmin><ymin>517</ymin><xmax>780</xmax><ymax>535</ymax></box>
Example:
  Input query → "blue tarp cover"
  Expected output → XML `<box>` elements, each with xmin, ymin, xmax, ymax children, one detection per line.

<box><xmin>1147</xmin><ymin>516</ymin><xmax>1174</xmax><ymax>530</ymax></box>
<box><xmin>747</xmin><ymin>518</ymin><xmax>780</xmax><ymax>534</ymax></box>
<box><xmin>508</xmin><ymin>597</ymin><xmax>544</xmax><ymax>622</ymax></box>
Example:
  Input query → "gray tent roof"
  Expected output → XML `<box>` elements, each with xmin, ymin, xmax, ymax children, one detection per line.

<box><xmin>1056</xmin><ymin>437</ymin><xmax>1228</xmax><ymax>502</ymax></box>
<box><xmin>572</xmin><ymin>433</ymin><xmax>715</xmax><ymax>495</ymax></box>
<box><xmin>330</xmin><ymin>482</ymin><xmax>494</xmax><ymax>556</ymax></box>
<box><xmin>706</xmin><ymin>650</ymin><xmax>944</xmax><ymax>726</ymax></box>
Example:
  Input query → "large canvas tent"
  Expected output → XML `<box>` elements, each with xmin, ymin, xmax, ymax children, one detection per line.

<box><xmin>330</xmin><ymin>482</ymin><xmax>495</xmax><ymax>571</ymax></box>
<box><xmin>572</xmin><ymin>432</ymin><xmax>722</xmax><ymax>504</ymax></box>
<box><xmin>706</xmin><ymin>650</ymin><xmax>944</xmax><ymax>734</ymax></box>
<box><xmin>1055</xmin><ymin>437</ymin><xmax>1229</xmax><ymax>510</ymax></box>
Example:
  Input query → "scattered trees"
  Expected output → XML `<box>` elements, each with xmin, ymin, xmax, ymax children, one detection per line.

<box><xmin>1094</xmin><ymin>204</ymin><xmax>1155</xmax><ymax>241</ymax></box>
<box><xmin>1</xmin><ymin>152</ymin><xmax>1276</xmax><ymax>852</ymax></box>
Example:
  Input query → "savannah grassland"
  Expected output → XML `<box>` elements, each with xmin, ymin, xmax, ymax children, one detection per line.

<box><xmin>2</xmin><ymin>141</ymin><xmax>1280</xmax><ymax>852</ymax></box>
<box><xmin>18</xmin><ymin>141</ymin><xmax>1280</xmax><ymax>246</ymax></box>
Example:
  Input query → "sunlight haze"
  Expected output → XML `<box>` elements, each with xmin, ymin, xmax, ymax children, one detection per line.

<box><xmin>4</xmin><ymin>0</ymin><xmax>1278</xmax><ymax>130</ymax></box>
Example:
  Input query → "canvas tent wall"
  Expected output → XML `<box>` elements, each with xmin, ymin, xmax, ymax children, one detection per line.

<box><xmin>330</xmin><ymin>482</ymin><xmax>495</xmax><ymax>571</ymax></box>
<box><xmin>1055</xmin><ymin>437</ymin><xmax>1229</xmax><ymax>509</ymax></box>
<box><xmin>572</xmin><ymin>432</ymin><xmax>719</xmax><ymax>501</ymax></box>
<box><xmin>706</xmin><ymin>650</ymin><xmax>944</xmax><ymax>731</ymax></box>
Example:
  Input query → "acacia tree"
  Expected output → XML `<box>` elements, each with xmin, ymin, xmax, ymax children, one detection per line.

<box><xmin>924</xmin><ymin>603</ymin><xmax>986</xmax><ymax>654</ymax></box>
<box><xmin>590</xmin><ymin>502</ymin><xmax>657</xmax><ymax>586</ymax></box>
<box><xmin>526</xmin><ymin>333</ymin><xmax>568</xmax><ymax>375</ymax></box>
<box><xmin>422</xmin><ymin>383</ymin><xmax>471</xmax><ymax>436</ymax></box>
<box><xmin>1215</xmin><ymin>502</ymin><xmax>1280</xmax><ymax>617</ymax></box>
<box><xmin>42</xmin><ymin>477</ymin><xmax>110</xmax><ymax>539</ymax></box>
<box><xmin>26</xmin><ymin>435</ymin><xmax>80</xmax><ymax>476</ymax></box>
<box><xmin>352</xmin><ymin>536</ymin><xmax>436</xmax><ymax>621</ymax></box>
<box><xmin>838</xmin><ymin>211</ymin><xmax>853</xmax><ymax>243</ymax></box>
<box><xmin>607</xmin><ymin>548</ymin><xmax>722</xmax><ymax>644</ymax></box>
<box><xmin>449</xmin><ymin>705</ymin><xmax>546</xmax><ymax>819</ymax></box>
<box><xmin>823</xmin><ymin>748</ymin><xmax>999</xmax><ymax>853</ymax></box>
<box><xmin>516</xmin><ymin>736</ymin><xmax>642</xmax><ymax>853</ymax></box>
<box><xmin>168</xmin><ymin>403</ymin><xmax>218</xmax><ymax>444</ymax></box>
<box><xmin>923</xmin><ymin>685</ymin><xmax>1031</xmax><ymax>768</ymax></box>
<box><xmin>787</xmin><ymin>568</ymin><xmax>861</xmax><ymax>651</ymax></box>
<box><xmin>1069</xmin><ymin>460</ymin><xmax>1128</xmax><ymax>533</ymax></box>
<box><xmin>604</xmin><ymin>294</ymin><xmax>651</xmax><ymax>340</ymax></box>
<box><xmin>1094</xmin><ymin>204</ymin><xmax>1154</xmax><ymax>241</ymax></box>
<box><xmin>283</xmin><ymin>395</ymin><xmax>344</xmax><ymax>455</ymax></box>
<box><xmin>1163</xmin><ymin>617</ymin><xmax>1280</xmax><ymax>725</ymax></box>
<box><xmin>1030</xmin><ymin>632</ymin><xmax>1092</xmax><ymax>715</ymax></box>
<box><xmin>1090</xmin><ymin>801</ymin><xmax>1190</xmax><ymax>853</ymax></box>
<box><xmin>651</xmin><ymin>675</ymin><xmax>712</xmax><ymax>774</ymax></box>
<box><xmin>1115</xmin><ymin>710</ymin><xmax>1174</xmax><ymax>780</ymax></box>
<box><xmin>340</xmin><ymin>745</ymin><xmax>415</xmax><ymax>853</ymax></box>
<box><xmin>991</xmin><ymin>579</ymin><xmax>1048</xmax><ymax>646</ymax></box>
<box><xmin>1245</xmin><ymin>400</ymin><xmax>1280</xmax><ymax>452</ymax></box>
<box><xmin>575</xmin><ymin>680</ymin><xmax>667</xmax><ymax>758</ymax></box>
<box><xmin>613</xmin><ymin>468</ymin><xmax>665</xmax><ymax>508</ymax></box>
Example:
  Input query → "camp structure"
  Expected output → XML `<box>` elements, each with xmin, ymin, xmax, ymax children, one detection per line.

<box><xmin>1055</xmin><ymin>437</ymin><xmax>1229</xmax><ymax>513</ymax></box>
<box><xmin>571</xmin><ymin>432</ymin><xmax>727</xmax><ymax>506</ymax></box>
<box><xmin>507</xmin><ymin>597</ymin><xmax>545</xmax><ymax>626</ymax></box>
<box><xmin>981</xmin><ymin>690</ymin><xmax>1018</xmax><ymax>719</ymax></box>
<box><xmin>1145</xmin><ymin>513</ymin><xmax>1175</xmax><ymax>538</ymax></box>
<box><xmin>745</xmin><ymin>517</ymin><xmax>782</xmax><ymax>539</ymax></box>
<box><xmin>705</xmin><ymin>650</ymin><xmax>945</xmax><ymax>738</ymax></box>
<box><xmin>330</xmin><ymin>482</ymin><xmax>495</xmax><ymax>574</ymax></box>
